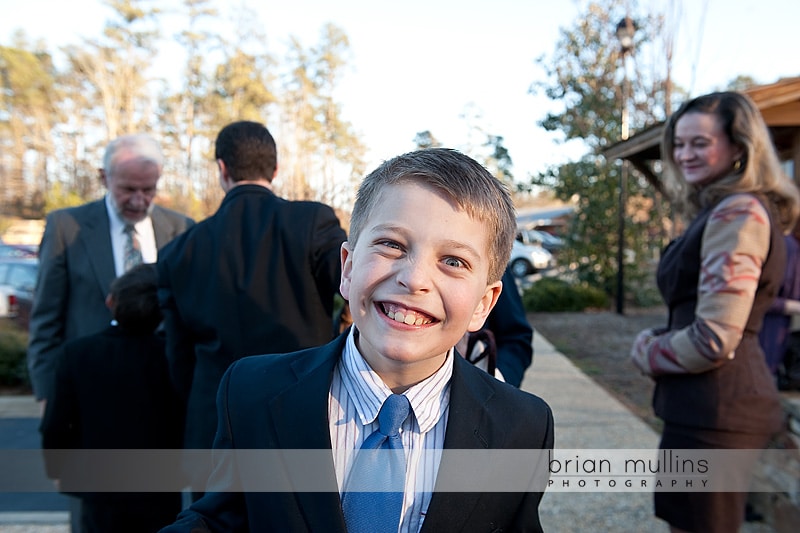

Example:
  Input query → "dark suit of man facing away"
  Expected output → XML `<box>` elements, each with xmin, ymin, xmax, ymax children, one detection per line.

<box><xmin>157</xmin><ymin>121</ymin><xmax>347</xmax><ymax>492</ymax></box>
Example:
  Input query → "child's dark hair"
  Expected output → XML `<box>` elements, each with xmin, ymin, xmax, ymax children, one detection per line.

<box><xmin>214</xmin><ymin>120</ymin><xmax>277</xmax><ymax>183</ymax></box>
<box><xmin>109</xmin><ymin>263</ymin><xmax>162</xmax><ymax>334</ymax></box>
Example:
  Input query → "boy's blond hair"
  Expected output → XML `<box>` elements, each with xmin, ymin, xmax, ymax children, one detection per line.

<box><xmin>349</xmin><ymin>148</ymin><xmax>516</xmax><ymax>283</ymax></box>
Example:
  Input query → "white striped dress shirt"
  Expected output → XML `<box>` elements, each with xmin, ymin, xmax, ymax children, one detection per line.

<box><xmin>329</xmin><ymin>327</ymin><xmax>452</xmax><ymax>533</ymax></box>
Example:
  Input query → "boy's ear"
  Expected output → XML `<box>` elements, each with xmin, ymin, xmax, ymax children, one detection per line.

<box><xmin>339</xmin><ymin>242</ymin><xmax>353</xmax><ymax>299</ymax></box>
<box><xmin>467</xmin><ymin>280</ymin><xmax>503</xmax><ymax>332</ymax></box>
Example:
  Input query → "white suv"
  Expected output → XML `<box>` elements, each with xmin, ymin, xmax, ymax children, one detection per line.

<box><xmin>0</xmin><ymin>258</ymin><xmax>38</xmax><ymax>329</ymax></box>
<box><xmin>508</xmin><ymin>239</ymin><xmax>554</xmax><ymax>278</ymax></box>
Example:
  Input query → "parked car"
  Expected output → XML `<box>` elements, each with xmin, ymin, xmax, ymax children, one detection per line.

<box><xmin>0</xmin><ymin>243</ymin><xmax>38</xmax><ymax>259</ymax></box>
<box><xmin>517</xmin><ymin>229</ymin><xmax>564</xmax><ymax>253</ymax></box>
<box><xmin>0</xmin><ymin>258</ymin><xmax>38</xmax><ymax>331</ymax></box>
<box><xmin>527</xmin><ymin>229</ymin><xmax>565</xmax><ymax>253</ymax></box>
<box><xmin>508</xmin><ymin>240</ymin><xmax>554</xmax><ymax>278</ymax></box>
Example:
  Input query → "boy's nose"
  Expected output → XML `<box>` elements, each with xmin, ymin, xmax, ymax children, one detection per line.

<box><xmin>396</xmin><ymin>259</ymin><xmax>431</xmax><ymax>293</ymax></box>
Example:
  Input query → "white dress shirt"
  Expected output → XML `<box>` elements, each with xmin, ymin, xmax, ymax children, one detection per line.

<box><xmin>105</xmin><ymin>195</ymin><xmax>157</xmax><ymax>276</ymax></box>
<box><xmin>329</xmin><ymin>327</ymin><xmax>452</xmax><ymax>533</ymax></box>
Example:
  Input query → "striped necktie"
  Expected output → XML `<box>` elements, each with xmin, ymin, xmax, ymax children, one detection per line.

<box><xmin>123</xmin><ymin>224</ymin><xmax>143</xmax><ymax>272</ymax></box>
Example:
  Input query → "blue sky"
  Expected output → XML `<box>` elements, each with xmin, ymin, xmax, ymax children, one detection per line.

<box><xmin>1</xmin><ymin>0</ymin><xmax>798</xmax><ymax>179</ymax></box>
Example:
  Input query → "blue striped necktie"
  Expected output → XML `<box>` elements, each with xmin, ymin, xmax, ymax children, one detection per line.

<box><xmin>342</xmin><ymin>393</ymin><xmax>411</xmax><ymax>533</ymax></box>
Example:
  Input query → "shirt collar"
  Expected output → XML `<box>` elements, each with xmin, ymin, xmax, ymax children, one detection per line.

<box><xmin>340</xmin><ymin>327</ymin><xmax>452</xmax><ymax>434</ymax></box>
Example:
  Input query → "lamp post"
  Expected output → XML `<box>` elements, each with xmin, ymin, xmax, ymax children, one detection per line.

<box><xmin>615</xmin><ymin>16</ymin><xmax>635</xmax><ymax>315</ymax></box>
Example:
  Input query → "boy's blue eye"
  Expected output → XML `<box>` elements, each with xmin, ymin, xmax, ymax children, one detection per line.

<box><xmin>443</xmin><ymin>257</ymin><xmax>465</xmax><ymax>268</ymax></box>
<box><xmin>378</xmin><ymin>240</ymin><xmax>402</xmax><ymax>250</ymax></box>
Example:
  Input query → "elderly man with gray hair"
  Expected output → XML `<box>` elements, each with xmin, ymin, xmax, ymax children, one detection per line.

<box><xmin>28</xmin><ymin>134</ymin><xmax>194</xmax><ymax>402</ymax></box>
<box><xmin>28</xmin><ymin>133</ymin><xmax>194</xmax><ymax>532</ymax></box>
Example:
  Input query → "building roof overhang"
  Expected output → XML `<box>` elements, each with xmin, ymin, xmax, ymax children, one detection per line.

<box><xmin>602</xmin><ymin>77</ymin><xmax>800</xmax><ymax>190</ymax></box>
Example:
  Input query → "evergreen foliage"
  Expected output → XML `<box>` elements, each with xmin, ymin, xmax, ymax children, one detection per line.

<box><xmin>0</xmin><ymin>0</ymin><xmax>367</xmax><ymax>218</ymax></box>
<box><xmin>527</xmin><ymin>0</ymin><xmax>677</xmax><ymax>302</ymax></box>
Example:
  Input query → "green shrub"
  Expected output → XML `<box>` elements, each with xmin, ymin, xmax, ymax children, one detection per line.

<box><xmin>522</xmin><ymin>278</ymin><xmax>609</xmax><ymax>312</ymax></box>
<box><xmin>0</xmin><ymin>325</ymin><xmax>30</xmax><ymax>387</ymax></box>
<box><xmin>631</xmin><ymin>284</ymin><xmax>663</xmax><ymax>308</ymax></box>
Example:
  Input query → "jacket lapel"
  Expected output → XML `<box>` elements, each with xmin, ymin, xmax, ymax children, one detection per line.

<box><xmin>79</xmin><ymin>200</ymin><xmax>116</xmax><ymax>297</ymax></box>
<box><xmin>263</xmin><ymin>340</ymin><xmax>498</xmax><ymax>533</ymax></box>
<box><xmin>269</xmin><ymin>336</ymin><xmax>348</xmax><ymax>533</ymax></box>
<box><xmin>422</xmin><ymin>355</ymin><xmax>496</xmax><ymax>532</ymax></box>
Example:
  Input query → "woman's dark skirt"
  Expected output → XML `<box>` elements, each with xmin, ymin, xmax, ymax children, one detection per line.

<box><xmin>654</xmin><ymin>423</ymin><xmax>772</xmax><ymax>533</ymax></box>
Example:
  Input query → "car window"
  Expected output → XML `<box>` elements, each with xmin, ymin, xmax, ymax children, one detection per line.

<box><xmin>0</xmin><ymin>263</ymin><xmax>36</xmax><ymax>290</ymax></box>
<box><xmin>6</xmin><ymin>264</ymin><xmax>36</xmax><ymax>289</ymax></box>
<box><xmin>0</xmin><ymin>245</ymin><xmax>32</xmax><ymax>258</ymax></box>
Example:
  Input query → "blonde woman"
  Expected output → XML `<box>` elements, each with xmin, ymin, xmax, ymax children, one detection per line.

<box><xmin>631</xmin><ymin>91</ymin><xmax>800</xmax><ymax>533</ymax></box>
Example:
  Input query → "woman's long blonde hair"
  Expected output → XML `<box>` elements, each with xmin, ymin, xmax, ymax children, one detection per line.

<box><xmin>661</xmin><ymin>91</ymin><xmax>800</xmax><ymax>232</ymax></box>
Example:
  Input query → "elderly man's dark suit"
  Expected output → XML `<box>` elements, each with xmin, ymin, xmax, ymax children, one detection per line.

<box><xmin>27</xmin><ymin>199</ymin><xmax>194</xmax><ymax>400</ymax></box>
<box><xmin>160</xmin><ymin>332</ymin><xmax>555</xmax><ymax>533</ymax></box>
<box><xmin>156</xmin><ymin>184</ymin><xmax>347</xmax><ymax>455</ymax></box>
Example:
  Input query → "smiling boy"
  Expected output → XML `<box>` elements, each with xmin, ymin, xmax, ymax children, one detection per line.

<box><xmin>161</xmin><ymin>148</ymin><xmax>554</xmax><ymax>533</ymax></box>
<box><xmin>340</xmin><ymin>156</ymin><xmax>509</xmax><ymax>391</ymax></box>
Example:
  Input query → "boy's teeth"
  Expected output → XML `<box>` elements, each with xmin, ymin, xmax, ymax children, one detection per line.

<box><xmin>385</xmin><ymin>307</ymin><xmax>430</xmax><ymax>325</ymax></box>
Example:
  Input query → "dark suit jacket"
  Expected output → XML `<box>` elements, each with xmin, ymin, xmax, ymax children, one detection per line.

<box><xmin>161</xmin><ymin>333</ymin><xmax>554</xmax><ymax>533</ymax></box>
<box><xmin>489</xmin><ymin>268</ymin><xmax>534</xmax><ymax>387</ymax></box>
<box><xmin>40</xmin><ymin>325</ymin><xmax>184</xmax><ymax>497</ymax></box>
<box><xmin>27</xmin><ymin>199</ymin><xmax>194</xmax><ymax>399</ymax></box>
<box><xmin>156</xmin><ymin>184</ymin><xmax>347</xmax><ymax>452</ymax></box>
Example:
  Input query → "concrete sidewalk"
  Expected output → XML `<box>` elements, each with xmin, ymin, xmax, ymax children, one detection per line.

<box><xmin>0</xmin><ymin>332</ymin><xmax>776</xmax><ymax>532</ymax></box>
<box><xmin>523</xmin><ymin>331</ymin><xmax>662</xmax><ymax>532</ymax></box>
<box><xmin>524</xmin><ymin>332</ymin><xmax>775</xmax><ymax>533</ymax></box>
